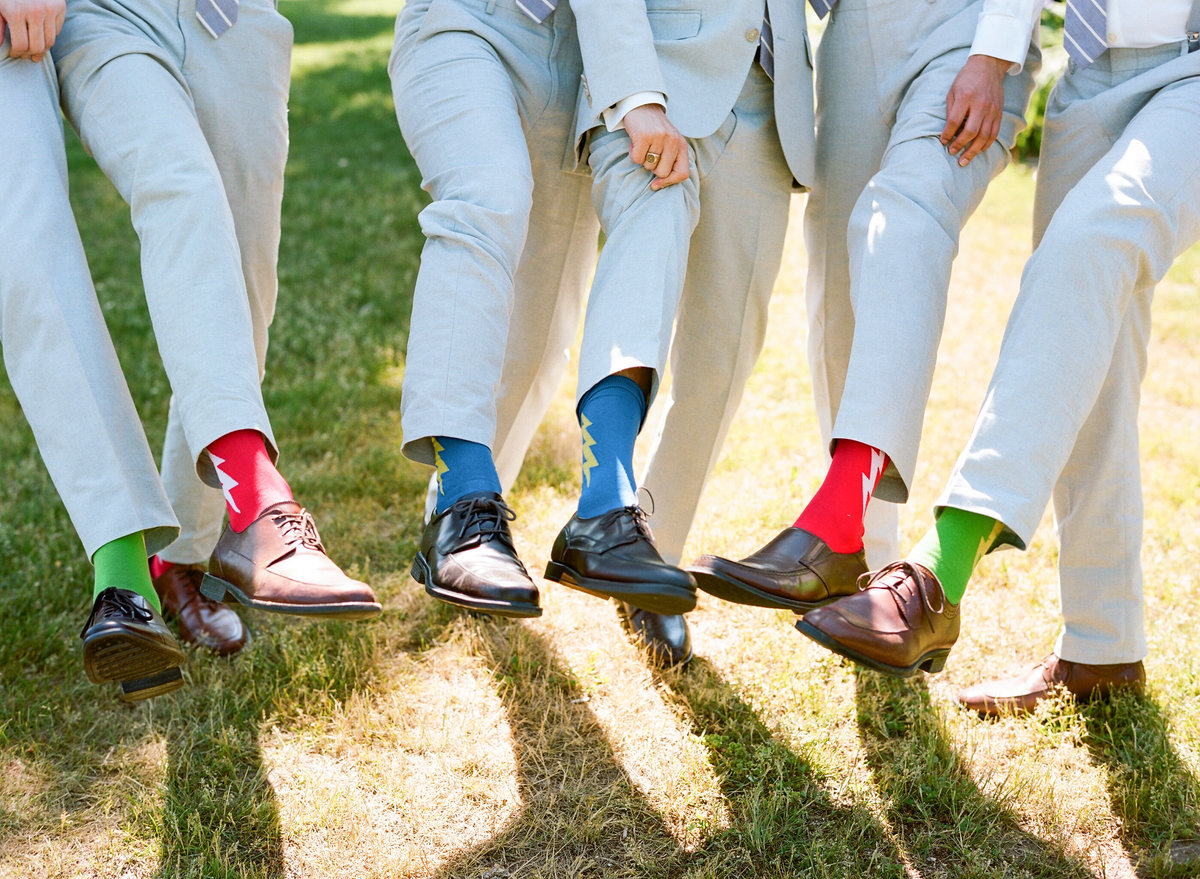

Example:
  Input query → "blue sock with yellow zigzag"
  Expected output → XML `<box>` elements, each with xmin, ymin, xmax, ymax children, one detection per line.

<box><xmin>576</xmin><ymin>375</ymin><xmax>645</xmax><ymax>519</ymax></box>
<box><xmin>432</xmin><ymin>436</ymin><xmax>501</xmax><ymax>514</ymax></box>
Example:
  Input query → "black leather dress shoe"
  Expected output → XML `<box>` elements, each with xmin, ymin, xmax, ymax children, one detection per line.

<box><xmin>81</xmin><ymin>587</ymin><xmax>186</xmax><ymax>701</ymax></box>
<box><xmin>544</xmin><ymin>506</ymin><xmax>697</xmax><ymax>614</ymax></box>
<box><xmin>412</xmin><ymin>491</ymin><xmax>540</xmax><ymax>618</ymax></box>
<box><xmin>616</xmin><ymin>602</ymin><xmax>692</xmax><ymax>669</ymax></box>
<box><xmin>688</xmin><ymin>527</ymin><xmax>866</xmax><ymax>613</ymax></box>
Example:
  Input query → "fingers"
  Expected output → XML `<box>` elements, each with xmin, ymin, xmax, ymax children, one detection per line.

<box><xmin>940</xmin><ymin>93</ymin><xmax>966</xmax><ymax>150</ymax></box>
<box><xmin>650</xmin><ymin>138</ymin><xmax>690</xmax><ymax>190</ymax></box>
<box><xmin>958</xmin><ymin>115</ymin><xmax>999</xmax><ymax>166</ymax></box>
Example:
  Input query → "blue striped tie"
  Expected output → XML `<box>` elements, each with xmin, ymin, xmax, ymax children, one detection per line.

<box><xmin>1064</xmin><ymin>0</ymin><xmax>1109</xmax><ymax>68</ymax></box>
<box><xmin>759</xmin><ymin>8</ymin><xmax>775</xmax><ymax>80</ymax></box>
<box><xmin>810</xmin><ymin>0</ymin><xmax>837</xmax><ymax>20</ymax></box>
<box><xmin>196</xmin><ymin>0</ymin><xmax>238</xmax><ymax>37</ymax></box>
<box><xmin>516</xmin><ymin>0</ymin><xmax>557</xmax><ymax>23</ymax></box>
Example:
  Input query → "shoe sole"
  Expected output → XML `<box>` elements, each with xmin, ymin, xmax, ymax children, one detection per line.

<box><xmin>544</xmin><ymin>562</ymin><xmax>697</xmax><ymax>615</ymax></box>
<box><xmin>410</xmin><ymin>556</ymin><xmax>542</xmax><ymax>619</ymax></box>
<box><xmin>200</xmin><ymin>574</ymin><xmax>382</xmax><ymax>621</ymax></box>
<box><xmin>689</xmin><ymin>567</ymin><xmax>843</xmax><ymax>614</ymax></box>
<box><xmin>795</xmin><ymin>619</ymin><xmax>949</xmax><ymax>678</ymax></box>
<box><xmin>82</xmin><ymin>629</ymin><xmax>186</xmax><ymax>702</ymax></box>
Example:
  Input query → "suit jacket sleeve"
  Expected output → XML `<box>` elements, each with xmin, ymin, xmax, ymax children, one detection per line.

<box><xmin>571</xmin><ymin>0</ymin><xmax>668</xmax><ymax>134</ymax></box>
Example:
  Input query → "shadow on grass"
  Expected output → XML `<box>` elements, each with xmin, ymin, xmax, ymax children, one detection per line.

<box><xmin>1083</xmin><ymin>693</ymin><xmax>1200</xmax><ymax>878</ymax></box>
<box><xmin>854</xmin><ymin>671</ymin><xmax>1094</xmax><ymax>878</ymax></box>
<box><xmin>669</xmin><ymin>657</ymin><xmax>906</xmax><ymax>877</ymax></box>
<box><xmin>280</xmin><ymin>0</ymin><xmax>396</xmax><ymax>45</ymax></box>
<box><xmin>420</xmin><ymin>617</ymin><xmax>685</xmax><ymax>878</ymax></box>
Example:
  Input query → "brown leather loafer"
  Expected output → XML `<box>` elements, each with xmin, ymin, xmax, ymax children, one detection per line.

<box><xmin>81</xmin><ymin>587</ymin><xmax>186</xmax><ymax>701</ymax></box>
<box><xmin>202</xmin><ymin>501</ymin><xmax>381</xmax><ymax>620</ymax></box>
<box><xmin>616</xmin><ymin>602</ymin><xmax>692</xmax><ymax>669</ymax></box>
<box><xmin>796</xmin><ymin>560</ymin><xmax>958</xmax><ymax>678</ymax></box>
<box><xmin>154</xmin><ymin>563</ymin><xmax>248</xmax><ymax>655</ymax></box>
<box><xmin>412</xmin><ymin>491</ymin><xmax>540</xmax><ymax>618</ymax></box>
<box><xmin>957</xmin><ymin>654</ymin><xmax>1146</xmax><ymax>716</ymax></box>
<box><xmin>545</xmin><ymin>506</ymin><xmax>697</xmax><ymax>615</ymax></box>
<box><xmin>689</xmin><ymin>527</ymin><xmax>867</xmax><ymax>612</ymax></box>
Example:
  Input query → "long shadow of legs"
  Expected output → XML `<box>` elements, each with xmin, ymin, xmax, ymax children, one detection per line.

<box><xmin>158</xmin><ymin>694</ymin><xmax>283</xmax><ymax>878</ymax></box>
<box><xmin>1082</xmin><ymin>693</ymin><xmax>1200</xmax><ymax>878</ymax></box>
<box><xmin>666</xmin><ymin>657</ymin><xmax>906</xmax><ymax>878</ymax></box>
<box><xmin>424</xmin><ymin>615</ymin><xmax>686</xmax><ymax>878</ymax></box>
<box><xmin>854</xmin><ymin>671</ymin><xmax>1093</xmax><ymax>878</ymax></box>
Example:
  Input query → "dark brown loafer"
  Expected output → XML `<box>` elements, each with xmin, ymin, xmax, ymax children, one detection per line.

<box><xmin>154</xmin><ymin>563</ymin><xmax>248</xmax><ymax>655</ymax></box>
<box><xmin>545</xmin><ymin>506</ymin><xmax>697</xmax><ymax>615</ymax></box>
<box><xmin>796</xmin><ymin>560</ymin><xmax>958</xmax><ymax>678</ymax></box>
<box><xmin>688</xmin><ymin>527</ymin><xmax>867</xmax><ymax>612</ymax></box>
<box><xmin>616</xmin><ymin>602</ymin><xmax>692</xmax><ymax>669</ymax></box>
<box><xmin>412</xmin><ymin>491</ymin><xmax>540</xmax><ymax>618</ymax></box>
<box><xmin>81</xmin><ymin>587</ymin><xmax>186</xmax><ymax>701</ymax></box>
<box><xmin>202</xmin><ymin>502</ymin><xmax>381</xmax><ymax>619</ymax></box>
<box><xmin>957</xmin><ymin>654</ymin><xmax>1146</xmax><ymax>716</ymax></box>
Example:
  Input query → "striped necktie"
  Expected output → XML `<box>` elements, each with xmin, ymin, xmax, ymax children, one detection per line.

<box><xmin>810</xmin><ymin>0</ymin><xmax>837</xmax><ymax>20</ymax></box>
<box><xmin>516</xmin><ymin>0</ymin><xmax>558</xmax><ymax>23</ymax></box>
<box><xmin>759</xmin><ymin>7</ymin><xmax>775</xmax><ymax>79</ymax></box>
<box><xmin>1064</xmin><ymin>0</ymin><xmax>1109</xmax><ymax>68</ymax></box>
<box><xmin>761</xmin><ymin>0</ymin><xmax>837</xmax><ymax>80</ymax></box>
<box><xmin>196</xmin><ymin>0</ymin><xmax>238</xmax><ymax>37</ymax></box>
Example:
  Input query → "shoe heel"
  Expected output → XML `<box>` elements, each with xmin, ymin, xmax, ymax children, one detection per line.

<box><xmin>120</xmin><ymin>665</ymin><xmax>184</xmax><ymax>702</ymax></box>
<box><xmin>410</xmin><ymin>555</ymin><xmax>426</xmax><ymax>585</ymax></box>
<box><xmin>920</xmin><ymin>651</ymin><xmax>950</xmax><ymax>674</ymax></box>
<box><xmin>199</xmin><ymin>573</ymin><xmax>229</xmax><ymax>602</ymax></box>
<box><xmin>543</xmin><ymin>561</ymin><xmax>571</xmax><ymax>585</ymax></box>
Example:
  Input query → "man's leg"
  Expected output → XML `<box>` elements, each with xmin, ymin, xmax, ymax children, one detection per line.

<box><xmin>1</xmin><ymin>52</ymin><xmax>183</xmax><ymax>699</ymax></box>
<box><xmin>396</xmin><ymin>2</ymin><xmax>572</xmax><ymax>618</ymax></box>
<box><xmin>54</xmin><ymin>6</ymin><xmax>378</xmax><ymax>619</ymax></box>
<box><xmin>543</xmin><ymin>124</ymin><xmax>700</xmax><ymax>616</ymax></box>
<box><xmin>150</xmin><ymin>0</ymin><xmax>293</xmax><ymax>651</ymax></box>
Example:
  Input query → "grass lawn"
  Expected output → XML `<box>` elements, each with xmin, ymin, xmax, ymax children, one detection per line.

<box><xmin>3</xmin><ymin>1</ymin><xmax>1200</xmax><ymax>876</ymax></box>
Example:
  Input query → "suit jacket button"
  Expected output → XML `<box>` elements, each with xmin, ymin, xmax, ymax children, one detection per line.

<box><xmin>746</xmin><ymin>27</ymin><xmax>760</xmax><ymax>42</ymax></box>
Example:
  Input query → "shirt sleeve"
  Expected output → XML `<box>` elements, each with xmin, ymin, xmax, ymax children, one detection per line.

<box><xmin>601</xmin><ymin>91</ymin><xmax>669</xmax><ymax>132</ymax></box>
<box><xmin>970</xmin><ymin>0</ymin><xmax>1043</xmax><ymax>73</ymax></box>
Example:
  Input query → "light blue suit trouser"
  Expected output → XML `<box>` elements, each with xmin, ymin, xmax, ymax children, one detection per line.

<box><xmin>1</xmin><ymin>49</ymin><xmax>178</xmax><ymax>558</ymax></box>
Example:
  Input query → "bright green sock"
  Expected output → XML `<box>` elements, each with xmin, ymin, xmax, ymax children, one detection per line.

<box><xmin>906</xmin><ymin>508</ymin><xmax>1005</xmax><ymax>605</ymax></box>
<box><xmin>92</xmin><ymin>532</ymin><xmax>160</xmax><ymax>613</ymax></box>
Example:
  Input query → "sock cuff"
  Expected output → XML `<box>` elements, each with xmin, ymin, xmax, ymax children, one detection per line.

<box><xmin>578</xmin><ymin>375</ymin><xmax>648</xmax><ymax>424</ymax></box>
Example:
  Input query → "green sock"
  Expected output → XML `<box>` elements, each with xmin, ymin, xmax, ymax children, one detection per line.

<box><xmin>92</xmin><ymin>532</ymin><xmax>160</xmax><ymax>613</ymax></box>
<box><xmin>906</xmin><ymin>508</ymin><xmax>1005</xmax><ymax>605</ymax></box>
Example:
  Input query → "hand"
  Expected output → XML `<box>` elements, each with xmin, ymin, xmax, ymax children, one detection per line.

<box><xmin>940</xmin><ymin>54</ymin><xmax>1010</xmax><ymax>167</ymax></box>
<box><xmin>0</xmin><ymin>0</ymin><xmax>64</xmax><ymax>61</ymax></box>
<box><xmin>622</xmin><ymin>104</ymin><xmax>690</xmax><ymax>190</ymax></box>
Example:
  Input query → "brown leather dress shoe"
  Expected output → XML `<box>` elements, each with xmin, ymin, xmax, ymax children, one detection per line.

<box><xmin>81</xmin><ymin>587</ymin><xmax>186</xmax><ymax>701</ymax></box>
<box><xmin>688</xmin><ymin>527</ymin><xmax>866</xmax><ymax>612</ymax></box>
<box><xmin>616</xmin><ymin>602</ymin><xmax>692</xmax><ymax>669</ymax></box>
<box><xmin>796</xmin><ymin>560</ymin><xmax>958</xmax><ymax>678</ymax></box>
<box><xmin>545</xmin><ymin>506</ymin><xmax>697</xmax><ymax>615</ymax></box>
<box><xmin>412</xmin><ymin>491</ymin><xmax>541</xmax><ymax>618</ymax></box>
<box><xmin>202</xmin><ymin>501</ymin><xmax>381</xmax><ymax>619</ymax></box>
<box><xmin>154</xmin><ymin>564</ymin><xmax>248</xmax><ymax>655</ymax></box>
<box><xmin>957</xmin><ymin>654</ymin><xmax>1146</xmax><ymax>716</ymax></box>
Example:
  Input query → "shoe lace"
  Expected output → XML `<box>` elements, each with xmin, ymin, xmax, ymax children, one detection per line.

<box><xmin>597</xmin><ymin>505</ymin><xmax>655</xmax><ymax>546</ymax></box>
<box><xmin>448</xmin><ymin>495</ymin><xmax>518</xmax><ymax>546</ymax></box>
<box><xmin>174</xmin><ymin>567</ymin><xmax>225</xmax><ymax>614</ymax></box>
<box><xmin>857</xmin><ymin>560</ymin><xmax>945</xmax><ymax>627</ymax></box>
<box><xmin>272</xmin><ymin>507</ymin><xmax>326</xmax><ymax>553</ymax></box>
<box><xmin>81</xmin><ymin>587</ymin><xmax>153</xmax><ymax>636</ymax></box>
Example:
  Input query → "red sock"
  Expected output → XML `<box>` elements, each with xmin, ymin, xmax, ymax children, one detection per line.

<box><xmin>206</xmin><ymin>429</ymin><xmax>293</xmax><ymax>532</ymax></box>
<box><xmin>149</xmin><ymin>555</ymin><xmax>174</xmax><ymax>580</ymax></box>
<box><xmin>793</xmin><ymin>439</ymin><xmax>889</xmax><ymax>554</ymax></box>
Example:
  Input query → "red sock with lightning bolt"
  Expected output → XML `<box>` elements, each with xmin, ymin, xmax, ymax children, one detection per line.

<box><xmin>793</xmin><ymin>439</ymin><xmax>889</xmax><ymax>553</ymax></box>
<box><xmin>206</xmin><ymin>429</ymin><xmax>294</xmax><ymax>532</ymax></box>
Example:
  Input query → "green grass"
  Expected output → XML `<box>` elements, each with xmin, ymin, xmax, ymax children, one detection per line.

<box><xmin>3</xmin><ymin>1</ymin><xmax>1200</xmax><ymax>876</ymax></box>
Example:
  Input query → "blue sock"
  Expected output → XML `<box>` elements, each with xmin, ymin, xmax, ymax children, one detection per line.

<box><xmin>576</xmin><ymin>375</ymin><xmax>646</xmax><ymax>519</ymax></box>
<box><xmin>432</xmin><ymin>437</ymin><xmax>501</xmax><ymax>513</ymax></box>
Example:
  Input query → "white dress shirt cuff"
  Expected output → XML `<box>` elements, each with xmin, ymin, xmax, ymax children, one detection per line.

<box><xmin>971</xmin><ymin>10</ymin><xmax>1038</xmax><ymax>73</ymax></box>
<box><xmin>602</xmin><ymin>91</ymin><xmax>667</xmax><ymax>132</ymax></box>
